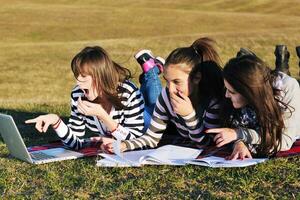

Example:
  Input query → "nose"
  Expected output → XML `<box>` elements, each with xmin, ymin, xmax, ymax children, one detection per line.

<box><xmin>76</xmin><ymin>79</ymin><xmax>82</xmax><ymax>87</ymax></box>
<box><xmin>225</xmin><ymin>89</ymin><xmax>230</xmax><ymax>98</ymax></box>
<box><xmin>167</xmin><ymin>82</ymin><xmax>176</xmax><ymax>94</ymax></box>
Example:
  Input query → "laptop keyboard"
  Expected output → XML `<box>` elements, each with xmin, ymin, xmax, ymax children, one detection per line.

<box><xmin>30</xmin><ymin>151</ymin><xmax>56</xmax><ymax>160</ymax></box>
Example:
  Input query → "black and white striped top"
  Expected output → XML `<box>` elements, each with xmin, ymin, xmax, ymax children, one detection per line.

<box><xmin>123</xmin><ymin>87</ymin><xmax>221</xmax><ymax>150</ymax></box>
<box><xmin>55</xmin><ymin>80</ymin><xmax>145</xmax><ymax>149</ymax></box>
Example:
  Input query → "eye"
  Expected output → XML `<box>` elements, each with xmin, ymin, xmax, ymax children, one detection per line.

<box><xmin>227</xmin><ymin>89</ymin><xmax>236</xmax><ymax>95</ymax></box>
<box><xmin>174</xmin><ymin>80</ymin><xmax>181</xmax><ymax>85</ymax></box>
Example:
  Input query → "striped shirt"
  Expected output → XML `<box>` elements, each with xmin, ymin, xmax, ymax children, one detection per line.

<box><xmin>123</xmin><ymin>87</ymin><xmax>221</xmax><ymax>150</ymax></box>
<box><xmin>55</xmin><ymin>80</ymin><xmax>145</xmax><ymax>149</ymax></box>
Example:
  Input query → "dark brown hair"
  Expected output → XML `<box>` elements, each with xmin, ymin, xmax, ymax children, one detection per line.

<box><xmin>71</xmin><ymin>46</ymin><xmax>131</xmax><ymax>109</ymax></box>
<box><xmin>222</xmin><ymin>55</ymin><xmax>290</xmax><ymax>156</ymax></box>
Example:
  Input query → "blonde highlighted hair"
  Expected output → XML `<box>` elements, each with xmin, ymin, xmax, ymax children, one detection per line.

<box><xmin>71</xmin><ymin>46</ymin><xmax>131</xmax><ymax>109</ymax></box>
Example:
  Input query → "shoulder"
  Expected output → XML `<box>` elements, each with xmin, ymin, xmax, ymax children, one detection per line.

<box><xmin>208</xmin><ymin>98</ymin><xmax>222</xmax><ymax>108</ymax></box>
<box><xmin>118</xmin><ymin>80</ymin><xmax>143</xmax><ymax>106</ymax></box>
<box><xmin>118</xmin><ymin>80</ymin><xmax>140</xmax><ymax>95</ymax></box>
<box><xmin>158</xmin><ymin>87</ymin><xmax>170</xmax><ymax>102</ymax></box>
<box><xmin>275</xmin><ymin>72</ymin><xmax>299</xmax><ymax>90</ymax></box>
<box><xmin>274</xmin><ymin>73</ymin><xmax>300</xmax><ymax>99</ymax></box>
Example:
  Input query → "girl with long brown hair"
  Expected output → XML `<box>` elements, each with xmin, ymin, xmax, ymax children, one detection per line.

<box><xmin>207</xmin><ymin>54</ymin><xmax>300</xmax><ymax>158</ymax></box>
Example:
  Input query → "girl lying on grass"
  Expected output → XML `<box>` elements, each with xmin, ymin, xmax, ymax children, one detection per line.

<box><xmin>102</xmin><ymin>37</ymin><xmax>225</xmax><ymax>153</ymax></box>
<box><xmin>206</xmin><ymin>53</ymin><xmax>300</xmax><ymax>159</ymax></box>
<box><xmin>26</xmin><ymin>46</ymin><xmax>163</xmax><ymax>149</ymax></box>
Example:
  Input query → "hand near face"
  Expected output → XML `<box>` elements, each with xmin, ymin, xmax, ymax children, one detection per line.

<box><xmin>227</xmin><ymin>141</ymin><xmax>252</xmax><ymax>160</ymax></box>
<box><xmin>77</xmin><ymin>97</ymin><xmax>108</xmax><ymax>120</ymax></box>
<box><xmin>206</xmin><ymin>128</ymin><xmax>238</xmax><ymax>147</ymax></box>
<box><xmin>170</xmin><ymin>91</ymin><xmax>194</xmax><ymax>116</ymax></box>
<box><xmin>25</xmin><ymin>114</ymin><xmax>60</xmax><ymax>133</ymax></box>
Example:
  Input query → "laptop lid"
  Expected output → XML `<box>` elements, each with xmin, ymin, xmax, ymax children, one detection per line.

<box><xmin>0</xmin><ymin>114</ymin><xmax>34</xmax><ymax>163</ymax></box>
<box><xmin>0</xmin><ymin>114</ymin><xmax>85</xmax><ymax>164</ymax></box>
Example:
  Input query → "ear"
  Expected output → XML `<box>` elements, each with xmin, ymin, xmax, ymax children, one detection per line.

<box><xmin>191</xmin><ymin>71</ymin><xmax>202</xmax><ymax>85</ymax></box>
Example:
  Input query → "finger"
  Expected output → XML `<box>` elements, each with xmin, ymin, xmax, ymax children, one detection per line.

<box><xmin>81</xmin><ymin>100</ymin><xmax>96</xmax><ymax>107</ymax></box>
<box><xmin>42</xmin><ymin>121</ymin><xmax>51</xmax><ymax>133</ymax></box>
<box><xmin>215</xmin><ymin>137</ymin><xmax>222</xmax><ymax>145</ymax></box>
<box><xmin>102</xmin><ymin>137</ymin><xmax>115</xmax><ymax>145</ymax></box>
<box><xmin>170</xmin><ymin>96</ymin><xmax>180</xmax><ymax>107</ymax></box>
<box><xmin>35</xmin><ymin>120</ymin><xmax>43</xmax><ymax>133</ymax></box>
<box><xmin>103</xmin><ymin>144</ymin><xmax>113</xmax><ymax>154</ymax></box>
<box><xmin>177</xmin><ymin>91</ymin><xmax>188</xmax><ymax>100</ymax></box>
<box><xmin>245</xmin><ymin>151</ymin><xmax>252</xmax><ymax>159</ymax></box>
<box><xmin>213</xmin><ymin>133</ymin><xmax>221</xmax><ymax>141</ymax></box>
<box><xmin>225</xmin><ymin>156</ymin><xmax>231</xmax><ymax>160</ymax></box>
<box><xmin>106</xmin><ymin>144</ymin><xmax>114</xmax><ymax>154</ymax></box>
<box><xmin>79</xmin><ymin>100</ymin><xmax>91</xmax><ymax>111</ymax></box>
<box><xmin>77</xmin><ymin>103</ymin><xmax>86</xmax><ymax>115</ymax></box>
<box><xmin>216</xmin><ymin>140</ymin><xmax>226</xmax><ymax>148</ymax></box>
<box><xmin>230</xmin><ymin>152</ymin><xmax>239</xmax><ymax>160</ymax></box>
<box><xmin>100</xmin><ymin>143</ymin><xmax>106</xmax><ymax>152</ymax></box>
<box><xmin>170</xmin><ymin>93</ymin><xmax>182</xmax><ymax>103</ymax></box>
<box><xmin>90</xmin><ymin>137</ymin><xmax>102</xmax><ymax>142</ymax></box>
<box><xmin>25</xmin><ymin>118</ymin><xmax>38</xmax><ymax>124</ymax></box>
<box><xmin>77</xmin><ymin>107</ymin><xmax>85</xmax><ymax>115</ymax></box>
<box><xmin>206</xmin><ymin>128</ymin><xmax>223</xmax><ymax>134</ymax></box>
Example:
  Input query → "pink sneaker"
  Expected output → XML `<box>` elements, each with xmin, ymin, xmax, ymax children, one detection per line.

<box><xmin>134</xmin><ymin>49</ymin><xmax>164</xmax><ymax>73</ymax></box>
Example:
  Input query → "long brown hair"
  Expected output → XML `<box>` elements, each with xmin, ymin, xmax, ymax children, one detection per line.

<box><xmin>223</xmin><ymin>55</ymin><xmax>290</xmax><ymax>156</ymax></box>
<box><xmin>164</xmin><ymin>37</ymin><xmax>224</xmax><ymax>109</ymax></box>
<box><xmin>71</xmin><ymin>46</ymin><xmax>131</xmax><ymax>109</ymax></box>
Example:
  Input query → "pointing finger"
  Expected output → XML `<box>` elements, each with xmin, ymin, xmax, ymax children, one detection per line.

<box><xmin>25</xmin><ymin>118</ymin><xmax>38</xmax><ymax>124</ymax></box>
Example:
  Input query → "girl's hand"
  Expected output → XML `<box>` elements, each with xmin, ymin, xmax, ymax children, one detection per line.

<box><xmin>25</xmin><ymin>114</ymin><xmax>60</xmax><ymax>133</ymax></box>
<box><xmin>100</xmin><ymin>137</ymin><xmax>126</xmax><ymax>154</ymax></box>
<box><xmin>227</xmin><ymin>141</ymin><xmax>252</xmax><ymax>160</ymax></box>
<box><xmin>206</xmin><ymin>128</ymin><xmax>238</xmax><ymax>147</ymax></box>
<box><xmin>170</xmin><ymin>91</ymin><xmax>194</xmax><ymax>116</ymax></box>
<box><xmin>77</xmin><ymin>97</ymin><xmax>108</xmax><ymax>119</ymax></box>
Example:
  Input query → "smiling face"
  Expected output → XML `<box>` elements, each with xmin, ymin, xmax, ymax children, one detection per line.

<box><xmin>76</xmin><ymin>73</ymin><xmax>98</xmax><ymax>101</ymax></box>
<box><xmin>163</xmin><ymin>63</ymin><xmax>192</xmax><ymax>97</ymax></box>
<box><xmin>224</xmin><ymin>79</ymin><xmax>248</xmax><ymax>109</ymax></box>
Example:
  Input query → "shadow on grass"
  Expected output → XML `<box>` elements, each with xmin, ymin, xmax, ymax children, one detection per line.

<box><xmin>0</xmin><ymin>108</ymin><xmax>66</xmax><ymax>146</ymax></box>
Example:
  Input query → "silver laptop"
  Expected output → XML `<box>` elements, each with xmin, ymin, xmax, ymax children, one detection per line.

<box><xmin>0</xmin><ymin>113</ymin><xmax>84</xmax><ymax>164</ymax></box>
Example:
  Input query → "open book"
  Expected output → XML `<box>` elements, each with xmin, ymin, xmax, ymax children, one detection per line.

<box><xmin>186</xmin><ymin>156</ymin><xmax>267</xmax><ymax>168</ymax></box>
<box><xmin>97</xmin><ymin>145</ymin><xmax>202</xmax><ymax>167</ymax></box>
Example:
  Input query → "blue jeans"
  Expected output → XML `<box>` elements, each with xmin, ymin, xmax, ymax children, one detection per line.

<box><xmin>139</xmin><ymin>66</ymin><xmax>162</xmax><ymax>131</ymax></box>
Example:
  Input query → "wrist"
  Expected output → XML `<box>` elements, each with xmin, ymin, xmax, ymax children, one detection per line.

<box><xmin>52</xmin><ymin>118</ymin><xmax>62</xmax><ymax>129</ymax></box>
<box><xmin>108</xmin><ymin>124</ymin><xmax>119</xmax><ymax>134</ymax></box>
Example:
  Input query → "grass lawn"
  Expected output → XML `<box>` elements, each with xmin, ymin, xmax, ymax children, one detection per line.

<box><xmin>0</xmin><ymin>0</ymin><xmax>300</xmax><ymax>199</ymax></box>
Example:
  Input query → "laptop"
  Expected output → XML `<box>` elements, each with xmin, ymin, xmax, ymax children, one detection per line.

<box><xmin>0</xmin><ymin>113</ymin><xmax>84</xmax><ymax>164</ymax></box>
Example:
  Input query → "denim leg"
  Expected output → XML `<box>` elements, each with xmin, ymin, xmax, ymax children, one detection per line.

<box><xmin>140</xmin><ymin>66</ymin><xmax>162</xmax><ymax>131</ymax></box>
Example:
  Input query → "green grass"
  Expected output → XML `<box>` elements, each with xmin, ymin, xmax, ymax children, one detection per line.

<box><xmin>0</xmin><ymin>0</ymin><xmax>300</xmax><ymax>198</ymax></box>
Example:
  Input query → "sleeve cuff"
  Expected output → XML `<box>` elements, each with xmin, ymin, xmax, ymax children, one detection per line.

<box><xmin>54</xmin><ymin>121</ymin><xmax>68</xmax><ymax>138</ymax></box>
<box><xmin>236</xmin><ymin>127</ymin><xmax>246</xmax><ymax>141</ymax></box>
<box><xmin>182</xmin><ymin>110</ymin><xmax>196</xmax><ymax>120</ymax></box>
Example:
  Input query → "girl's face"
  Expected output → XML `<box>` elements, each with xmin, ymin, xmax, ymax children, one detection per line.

<box><xmin>76</xmin><ymin>74</ymin><xmax>98</xmax><ymax>101</ymax></box>
<box><xmin>224</xmin><ymin>79</ymin><xmax>248</xmax><ymax>109</ymax></box>
<box><xmin>163</xmin><ymin>63</ymin><xmax>191</xmax><ymax>97</ymax></box>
